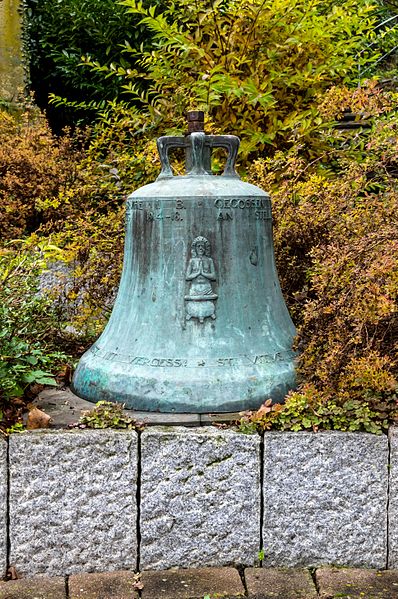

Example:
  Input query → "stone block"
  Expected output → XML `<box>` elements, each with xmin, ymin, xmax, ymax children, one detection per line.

<box><xmin>0</xmin><ymin>436</ymin><xmax>7</xmax><ymax>579</ymax></box>
<box><xmin>69</xmin><ymin>571</ymin><xmax>139</xmax><ymax>599</ymax></box>
<box><xmin>316</xmin><ymin>566</ymin><xmax>398</xmax><ymax>598</ymax></box>
<box><xmin>263</xmin><ymin>431</ymin><xmax>388</xmax><ymax>568</ymax></box>
<box><xmin>140</xmin><ymin>427</ymin><xmax>261</xmax><ymax>570</ymax></box>
<box><xmin>9</xmin><ymin>430</ymin><xmax>138</xmax><ymax>576</ymax></box>
<box><xmin>0</xmin><ymin>576</ymin><xmax>66</xmax><ymax>599</ymax></box>
<box><xmin>388</xmin><ymin>427</ymin><xmax>398</xmax><ymax>568</ymax></box>
<box><xmin>141</xmin><ymin>567</ymin><xmax>245</xmax><ymax>599</ymax></box>
<box><xmin>245</xmin><ymin>567</ymin><xmax>317</xmax><ymax>598</ymax></box>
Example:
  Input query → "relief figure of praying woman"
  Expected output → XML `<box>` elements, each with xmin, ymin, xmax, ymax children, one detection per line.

<box><xmin>185</xmin><ymin>236</ymin><xmax>218</xmax><ymax>323</ymax></box>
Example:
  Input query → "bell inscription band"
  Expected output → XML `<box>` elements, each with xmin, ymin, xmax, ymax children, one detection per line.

<box><xmin>72</xmin><ymin>113</ymin><xmax>297</xmax><ymax>413</ymax></box>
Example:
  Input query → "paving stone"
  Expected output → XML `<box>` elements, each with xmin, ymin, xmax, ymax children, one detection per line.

<box><xmin>34</xmin><ymin>387</ymin><xmax>257</xmax><ymax>428</ymax></box>
<box><xmin>316</xmin><ymin>567</ymin><xmax>398</xmax><ymax>598</ymax></box>
<box><xmin>34</xmin><ymin>388</ymin><xmax>201</xmax><ymax>428</ymax></box>
<box><xmin>9</xmin><ymin>430</ymin><xmax>138</xmax><ymax>576</ymax></box>
<box><xmin>262</xmin><ymin>431</ymin><xmax>388</xmax><ymax>568</ymax></box>
<box><xmin>245</xmin><ymin>567</ymin><xmax>317</xmax><ymax>598</ymax></box>
<box><xmin>69</xmin><ymin>571</ymin><xmax>139</xmax><ymax>599</ymax></box>
<box><xmin>140</xmin><ymin>427</ymin><xmax>261</xmax><ymax>570</ymax></box>
<box><xmin>140</xmin><ymin>567</ymin><xmax>245</xmax><ymax>598</ymax></box>
<box><xmin>0</xmin><ymin>436</ymin><xmax>7</xmax><ymax>579</ymax></box>
<box><xmin>0</xmin><ymin>576</ymin><xmax>66</xmax><ymax>599</ymax></box>
<box><xmin>32</xmin><ymin>388</ymin><xmax>95</xmax><ymax>428</ymax></box>
<box><xmin>388</xmin><ymin>427</ymin><xmax>398</xmax><ymax>568</ymax></box>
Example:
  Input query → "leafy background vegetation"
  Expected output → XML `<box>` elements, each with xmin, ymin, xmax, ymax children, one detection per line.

<box><xmin>1</xmin><ymin>0</ymin><xmax>397</xmax><ymax>433</ymax></box>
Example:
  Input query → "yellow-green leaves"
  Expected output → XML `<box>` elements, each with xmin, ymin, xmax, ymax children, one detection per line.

<box><xmin>110</xmin><ymin>0</ymin><xmax>380</xmax><ymax>155</ymax></box>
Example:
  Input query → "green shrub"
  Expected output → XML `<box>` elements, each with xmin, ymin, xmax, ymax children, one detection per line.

<box><xmin>75</xmin><ymin>400</ymin><xmax>144</xmax><ymax>430</ymax></box>
<box><xmin>0</xmin><ymin>105</ymin><xmax>82</xmax><ymax>240</ymax></box>
<box><xmin>26</xmin><ymin>0</ymin><xmax>162</xmax><ymax>128</ymax></box>
<box><xmin>238</xmin><ymin>388</ymin><xmax>396</xmax><ymax>435</ymax></box>
<box><xmin>0</xmin><ymin>103</ymin><xmax>161</xmax><ymax>339</ymax></box>
<box><xmin>0</xmin><ymin>241</ymin><xmax>70</xmax><ymax>433</ymax></box>
<box><xmin>79</xmin><ymin>0</ymin><xmax>379</xmax><ymax>155</ymax></box>
<box><xmin>246</xmin><ymin>83</ymin><xmax>398</xmax><ymax>428</ymax></box>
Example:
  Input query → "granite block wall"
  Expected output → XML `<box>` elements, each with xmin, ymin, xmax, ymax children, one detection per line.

<box><xmin>140</xmin><ymin>426</ymin><xmax>261</xmax><ymax>570</ymax></box>
<box><xmin>262</xmin><ymin>431</ymin><xmax>388</xmax><ymax>568</ymax></box>
<box><xmin>8</xmin><ymin>430</ymin><xmax>138</xmax><ymax>576</ymax></box>
<box><xmin>0</xmin><ymin>427</ymin><xmax>395</xmax><ymax>576</ymax></box>
<box><xmin>388</xmin><ymin>427</ymin><xmax>398</xmax><ymax>568</ymax></box>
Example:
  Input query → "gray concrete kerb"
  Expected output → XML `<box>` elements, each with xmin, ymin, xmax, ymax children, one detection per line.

<box><xmin>0</xmin><ymin>576</ymin><xmax>66</xmax><ymax>599</ymax></box>
<box><xmin>69</xmin><ymin>571</ymin><xmax>140</xmax><ymax>599</ymax></box>
<box><xmin>141</xmin><ymin>567</ymin><xmax>245</xmax><ymax>598</ymax></box>
<box><xmin>245</xmin><ymin>567</ymin><xmax>318</xmax><ymax>598</ymax></box>
<box><xmin>2</xmin><ymin>567</ymin><xmax>398</xmax><ymax>598</ymax></box>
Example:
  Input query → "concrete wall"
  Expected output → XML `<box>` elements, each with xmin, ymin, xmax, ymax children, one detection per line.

<box><xmin>0</xmin><ymin>427</ymin><xmax>395</xmax><ymax>577</ymax></box>
<box><xmin>0</xmin><ymin>0</ymin><xmax>25</xmax><ymax>101</ymax></box>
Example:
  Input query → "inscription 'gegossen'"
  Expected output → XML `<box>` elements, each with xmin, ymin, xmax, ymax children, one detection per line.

<box><xmin>214</xmin><ymin>198</ymin><xmax>269</xmax><ymax>210</ymax></box>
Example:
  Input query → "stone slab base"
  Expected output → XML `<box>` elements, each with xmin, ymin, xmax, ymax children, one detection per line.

<box><xmin>33</xmin><ymin>388</ymin><xmax>243</xmax><ymax>428</ymax></box>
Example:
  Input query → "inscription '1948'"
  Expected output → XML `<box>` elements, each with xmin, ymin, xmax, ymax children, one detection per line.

<box><xmin>126</xmin><ymin>196</ymin><xmax>271</xmax><ymax>224</ymax></box>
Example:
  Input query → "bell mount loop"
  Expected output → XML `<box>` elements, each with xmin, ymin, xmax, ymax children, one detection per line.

<box><xmin>156</xmin><ymin>113</ymin><xmax>241</xmax><ymax>180</ymax></box>
<box><xmin>187</xmin><ymin>132</ymin><xmax>208</xmax><ymax>176</ymax></box>
<box><xmin>208</xmin><ymin>134</ymin><xmax>240</xmax><ymax>178</ymax></box>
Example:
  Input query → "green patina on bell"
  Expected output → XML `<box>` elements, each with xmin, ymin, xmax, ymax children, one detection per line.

<box><xmin>72</xmin><ymin>112</ymin><xmax>297</xmax><ymax>413</ymax></box>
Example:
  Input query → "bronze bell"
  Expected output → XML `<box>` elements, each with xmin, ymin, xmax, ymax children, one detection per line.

<box><xmin>72</xmin><ymin>113</ymin><xmax>296</xmax><ymax>413</ymax></box>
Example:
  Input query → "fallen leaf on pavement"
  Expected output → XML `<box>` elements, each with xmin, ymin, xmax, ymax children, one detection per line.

<box><xmin>27</xmin><ymin>407</ymin><xmax>52</xmax><ymax>430</ymax></box>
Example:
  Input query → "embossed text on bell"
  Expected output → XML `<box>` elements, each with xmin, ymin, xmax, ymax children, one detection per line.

<box><xmin>72</xmin><ymin>114</ymin><xmax>297</xmax><ymax>413</ymax></box>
